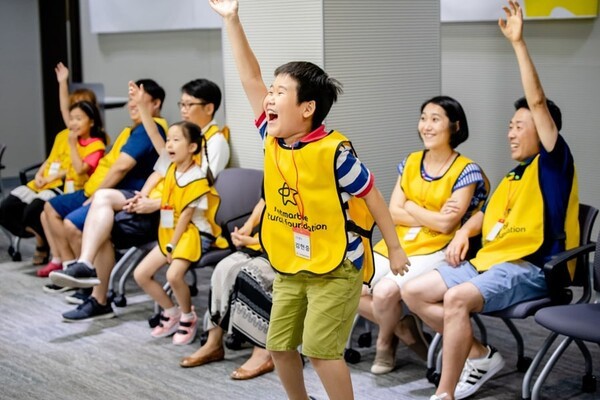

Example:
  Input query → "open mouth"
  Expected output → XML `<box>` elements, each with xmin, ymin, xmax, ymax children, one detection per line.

<box><xmin>267</xmin><ymin>111</ymin><xmax>278</xmax><ymax>123</ymax></box>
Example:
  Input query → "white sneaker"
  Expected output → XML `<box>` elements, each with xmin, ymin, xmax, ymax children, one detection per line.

<box><xmin>454</xmin><ymin>345</ymin><xmax>505</xmax><ymax>399</ymax></box>
<box><xmin>429</xmin><ymin>393</ymin><xmax>449</xmax><ymax>400</ymax></box>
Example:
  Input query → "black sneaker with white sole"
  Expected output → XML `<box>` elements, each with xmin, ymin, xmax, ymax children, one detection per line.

<box><xmin>64</xmin><ymin>287</ymin><xmax>93</xmax><ymax>305</ymax></box>
<box><xmin>49</xmin><ymin>262</ymin><xmax>100</xmax><ymax>288</ymax></box>
<box><xmin>62</xmin><ymin>296</ymin><xmax>114</xmax><ymax>322</ymax></box>
<box><xmin>43</xmin><ymin>284</ymin><xmax>74</xmax><ymax>294</ymax></box>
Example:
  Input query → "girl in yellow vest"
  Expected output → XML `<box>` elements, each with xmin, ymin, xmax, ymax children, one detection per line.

<box><xmin>0</xmin><ymin>97</ymin><xmax>106</xmax><ymax>271</ymax></box>
<box><xmin>361</xmin><ymin>96</ymin><xmax>488</xmax><ymax>375</ymax></box>
<box><xmin>134</xmin><ymin>121</ymin><xmax>220</xmax><ymax>346</ymax></box>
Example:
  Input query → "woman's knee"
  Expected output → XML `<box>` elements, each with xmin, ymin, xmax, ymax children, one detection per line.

<box><xmin>372</xmin><ymin>279</ymin><xmax>401</xmax><ymax>307</ymax></box>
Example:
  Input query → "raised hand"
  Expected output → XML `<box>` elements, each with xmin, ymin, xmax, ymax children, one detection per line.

<box><xmin>55</xmin><ymin>62</ymin><xmax>69</xmax><ymax>83</ymax></box>
<box><xmin>498</xmin><ymin>1</ymin><xmax>523</xmax><ymax>43</ymax></box>
<box><xmin>128</xmin><ymin>80</ymin><xmax>145</xmax><ymax>105</ymax></box>
<box><xmin>208</xmin><ymin>0</ymin><xmax>239</xmax><ymax>19</ymax></box>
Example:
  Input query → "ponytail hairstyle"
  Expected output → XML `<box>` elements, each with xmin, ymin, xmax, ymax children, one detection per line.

<box><xmin>172</xmin><ymin>121</ymin><xmax>214</xmax><ymax>186</ymax></box>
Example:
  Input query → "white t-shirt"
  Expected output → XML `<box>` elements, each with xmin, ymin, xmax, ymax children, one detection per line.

<box><xmin>201</xmin><ymin>120</ymin><xmax>230</xmax><ymax>178</ymax></box>
<box><xmin>154</xmin><ymin>150</ymin><xmax>211</xmax><ymax>235</ymax></box>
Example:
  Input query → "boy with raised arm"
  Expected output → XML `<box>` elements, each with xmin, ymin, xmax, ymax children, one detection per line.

<box><xmin>402</xmin><ymin>2</ymin><xmax>578</xmax><ymax>399</ymax></box>
<box><xmin>209</xmin><ymin>1</ymin><xmax>409</xmax><ymax>399</ymax></box>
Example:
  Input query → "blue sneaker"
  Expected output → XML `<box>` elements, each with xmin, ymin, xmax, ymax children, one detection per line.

<box><xmin>64</xmin><ymin>288</ymin><xmax>93</xmax><ymax>305</ymax></box>
<box><xmin>62</xmin><ymin>296</ymin><xmax>114</xmax><ymax>322</ymax></box>
<box><xmin>50</xmin><ymin>262</ymin><xmax>99</xmax><ymax>288</ymax></box>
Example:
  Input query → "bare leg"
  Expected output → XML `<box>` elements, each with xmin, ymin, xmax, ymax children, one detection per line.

<box><xmin>372</xmin><ymin>278</ymin><xmax>403</xmax><ymax>349</ymax></box>
<box><xmin>310</xmin><ymin>357</ymin><xmax>354</xmax><ymax>400</ymax></box>
<box><xmin>357</xmin><ymin>285</ymin><xmax>376</xmax><ymax>323</ymax></box>
<box><xmin>166</xmin><ymin>259</ymin><xmax>192</xmax><ymax>314</ymax></box>
<box><xmin>270</xmin><ymin>350</ymin><xmax>308</xmax><ymax>400</ymax></box>
<box><xmin>238</xmin><ymin>346</ymin><xmax>272</xmax><ymax>370</ymax></box>
<box><xmin>64</xmin><ymin>220</ymin><xmax>82</xmax><ymax>259</ymax></box>
<box><xmin>90</xmin><ymin>239</ymin><xmax>115</xmax><ymax>304</ymax></box>
<box><xmin>185</xmin><ymin>326</ymin><xmax>224</xmax><ymax>358</ymax></box>
<box><xmin>40</xmin><ymin>211</ymin><xmax>60</xmax><ymax>262</ymax></box>
<box><xmin>402</xmin><ymin>270</ymin><xmax>448</xmax><ymax>334</ymax></box>
<box><xmin>79</xmin><ymin>189</ymin><xmax>126</xmax><ymax>264</ymax></box>
<box><xmin>43</xmin><ymin>202</ymin><xmax>75</xmax><ymax>261</ymax></box>
<box><xmin>436</xmin><ymin>283</ymin><xmax>486</xmax><ymax>399</ymax></box>
<box><xmin>133</xmin><ymin>246</ymin><xmax>172</xmax><ymax>309</ymax></box>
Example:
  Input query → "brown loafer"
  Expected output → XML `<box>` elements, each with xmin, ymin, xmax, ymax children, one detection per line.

<box><xmin>230</xmin><ymin>358</ymin><xmax>275</xmax><ymax>380</ymax></box>
<box><xmin>180</xmin><ymin>346</ymin><xmax>225</xmax><ymax>368</ymax></box>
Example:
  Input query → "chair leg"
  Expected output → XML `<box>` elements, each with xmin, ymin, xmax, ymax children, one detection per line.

<box><xmin>425</xmin><ymin>332</ymin><xmax>443</xmax><ymax>385</ymax></box>
<box><xmin>531</xmin><ymin>336</ymin><xmax>573</xmax><ymax>400</ymax></box>
<box><xmin>522</xmin><ymin>332</ymin><xmax>559</xmax><ymax>400</ymax></box>
<box><xmin>343</xmin><ymin>314</ymin><xmax>363</xmax><ymax>364</ymax></box>
<box><xmin>502</xmin><ymin>318</ymin><xmax>531</xmax><ymax>371</ymax></box>
<box><xmin>108</xmin><ymin>247</ymin><xmax>138</xmax><ymax>293</ymax></box>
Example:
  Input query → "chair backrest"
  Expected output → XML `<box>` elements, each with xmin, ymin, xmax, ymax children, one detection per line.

<box><xmin>0</xmin><ymin>143</ymin><xmax>6</xmax><ymax>168</ymax></box>
<box><xmin>593</xmin><ymin>229</ymin><xmax>600</xmax><ymax>292</ymax></box>
<box><xmin>213</xmin><ymin>168</ymin><xmax>263</xmax><ymax>246</ymax></box>
<box><xmin>572</xmin><ymin>204</ymin><xmax>598</xmax><ymax>286</ymax></box>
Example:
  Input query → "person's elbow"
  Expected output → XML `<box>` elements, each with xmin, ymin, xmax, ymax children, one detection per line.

<box><xmin>437</xmin><ymin>216</ymin><xmax>462</xmax><ymax>235</ymax></box>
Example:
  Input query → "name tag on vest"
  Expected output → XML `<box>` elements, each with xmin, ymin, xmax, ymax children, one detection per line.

<box><xmin>293</xmin><ymin>227</ymin><xmax>311</xmax><ymax>260</ymax></box>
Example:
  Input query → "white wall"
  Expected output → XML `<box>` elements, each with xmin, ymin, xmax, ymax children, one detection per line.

<box><xmin>79</xmin><ymin>0</ymin><xmax>225</xmax><ymax>142</ymax></box>
<box><xmin>222</xmin><ymin>0</ymin><xmax>440</xmax><ymax>204</ymax></box>
<box><xmin>0</xmin><ymin>0</ymin><xmax>44</xmax><ymax>177</ymax></box>
<box><xmin>441</xmin><ymin>17</ymin><xmax>600</xmax><ymax>217</ymax></box>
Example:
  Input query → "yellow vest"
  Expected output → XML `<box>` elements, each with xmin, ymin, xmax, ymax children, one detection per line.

<box><xmin>471</xmin><ymin>155</ymin><xmax>579</xmax><ymax>277</ymax></box>
<box><xmin>83</xmin><ymin>118</ymin><xmax>168</xmax><ymax>196</ymax></box>
<box><xmin>261</xmin><ymin>130</ymin><xmax>375</xmax><ymax>284</ymax></box>
<box><xmin>63</xmin><ymin>139</ymin><xmax>106</xmax><ymax>192</ymax></box>
<box><xmin>26</xmin><ymin>129</ymin><xmax>70</xmax><ymax>192</ymax></box>
<box><xmin>157</xmin><ymin>163</ymin><xmax>223</xmax><ymax>261</ymax></box>
<box><xmin>373</xmin><ymin>151</ymin><xmax>487</xmax><ymax>257</ymax></box>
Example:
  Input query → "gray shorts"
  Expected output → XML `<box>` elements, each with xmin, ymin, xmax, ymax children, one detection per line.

<box><xmin>436</xmin><ymin>260</ymin><xmax>548</xmax><ymax>313</ymax></box>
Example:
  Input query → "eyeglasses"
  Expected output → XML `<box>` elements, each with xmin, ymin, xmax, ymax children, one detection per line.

<box><xmin>177</xmin><ymin>101</ymin><xmax>206</xmax><ymax>110</ymax></box>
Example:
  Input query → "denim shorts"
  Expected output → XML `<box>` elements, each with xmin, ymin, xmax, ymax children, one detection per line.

<box><xmin>47</xmin><ymin>190</ymin><xmax>88</xmax><ymax>219</ymax></box>
<box><xmin>436</xmin><ymin>260</ymin><xmax>548</xmax><ymax>313</ymax></box>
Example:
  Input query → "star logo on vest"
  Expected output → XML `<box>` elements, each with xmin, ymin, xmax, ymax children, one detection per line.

<box><xmin>278</xmin><ymin>182</ymin><xmax>298</xmax><ymax>206</ymax></box>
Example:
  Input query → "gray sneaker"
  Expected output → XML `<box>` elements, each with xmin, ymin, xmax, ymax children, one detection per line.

<box><xmin>50</xmin><ymin>262</ymin><xmax>99</xmax><ymax>288</ymax></box>
<box><xmin>62</xmin><ymin>296</ymin><xmax>114</xmax><ymax>322</ymax></box>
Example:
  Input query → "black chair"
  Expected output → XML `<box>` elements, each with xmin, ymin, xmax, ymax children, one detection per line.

<box><xmin>2</xmin><ymin>160</ymin><xmax>43</xmax><ymax>262</ymax></box>
<box><xmin>0</xmin><ymin>143</ymin><xmax>6</xmax><ymax>198</ymax></box>
<box><xmin>528</xmin><ymin>229</ymin><xmax>600</xmax><ymax>399</ymax></box>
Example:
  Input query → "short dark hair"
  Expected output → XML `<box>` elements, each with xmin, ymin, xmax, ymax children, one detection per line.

<box><xmin>181</xmin><ymin>79</ymin><xmax>222</xmax><ymax>115</ymax></box>
<box><xmin>513</xmin><ymin>97</ymin><xmax>562</xmax><ymax>131</ymax></box>
<box><xmin>420</xmin><ymin>96</ymin><xmax>469</xmax><ymax>149</ymax></box>
<box><xmin>274</xmin><ymin>61</ymin><xmax>343</xmax><ymax>130</ymax></box>
<box><xmin>136</xmin><ymin>79</ymin><xmax>165</xmax><ymax>110</ymax></box>
<box><xmin>69</xmin><ymin>100</ymin><xmax>107</xmax><ymax>144</ymax></box>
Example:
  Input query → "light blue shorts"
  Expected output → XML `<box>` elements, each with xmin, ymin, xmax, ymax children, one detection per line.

<box><xmin>436</xmin><ymin>260</ymin><xmax>548</xmax><ymax>313</ymax></box>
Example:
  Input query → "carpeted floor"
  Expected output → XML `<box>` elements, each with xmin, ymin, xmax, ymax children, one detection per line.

<box><xmin>0</xmin><ymin>233</ymin><xmax>598</xmax><ymax>400</ymax></box>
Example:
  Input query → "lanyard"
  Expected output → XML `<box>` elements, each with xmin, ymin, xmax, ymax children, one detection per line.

<box><xmin>418</xmin><ymin>151</ymin><xmax>456</xmax><ymax>206</ymax></box>
<box><xmin>164</xmin><ymin>160</ymin><xmax>196</xmax><ymax>208</ymax></box>
<box><xmin>274</xmin><ymin>143</ymin><xmax>305</xmax><ymax>220</ymax></box>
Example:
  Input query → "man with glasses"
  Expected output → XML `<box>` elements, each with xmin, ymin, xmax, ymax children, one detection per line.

<box><xmin>50</xmin><ymin>79</ymin><xmax>230</xmax><ymax>322</ymax></box>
